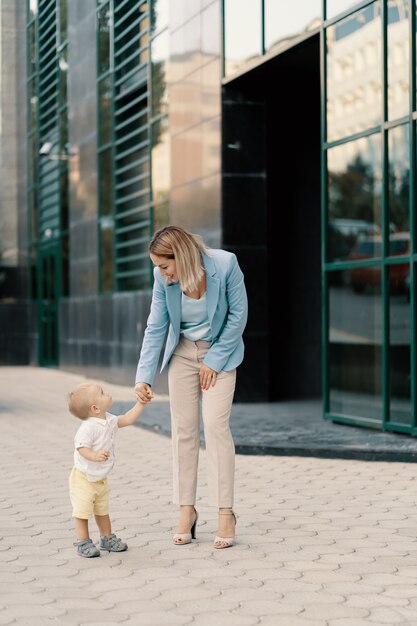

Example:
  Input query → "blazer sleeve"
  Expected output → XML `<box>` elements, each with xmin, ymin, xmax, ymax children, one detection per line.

<box><xmin>203</xmin><ymin>254</ymin><xmax>248</xmax><ymax>373</ymax></box>
<box><xmin>135</xmin><ymin>270</ymin><xmax>169</xmax><ymax>386</ymax></box>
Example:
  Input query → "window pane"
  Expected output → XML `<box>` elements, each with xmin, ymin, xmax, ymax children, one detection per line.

<box><xmin>224</xmin><ymin>0</ymin><xmax>262</xmax><ymax>76</ymax></box>
<box><xmin>326</xmin><ymin>1</ymin><xmax>362</xmax><ymax>20</ymax></box>
<box><xmin>151</xmin><ymin>0</ymin><xmax>168</xmax><ymax>35</ymax></box>
<box><xmin>388</xmin><ymin>124</ymin><xmax>410</xmax><ymax>248</ymax></box>
<box><xmin>29</xmin><ymin>77</ymin><xmax>38</xmax><ymax>128</ymax></box>
<box><xmin>329</xmin><ymin>269</ymin><xmax>382</xmax><ymax>422</ymax></box>
<box><xmin>151</xmin><ymin>30</ymin><xmax>169</xmax><ymax>118</ymax></box>
<box><xmin>327</xmin><ymin>134</ymin><xmax>382</xmax><ymax>262</ymax></box>
<box><xmin>151</xmin><ymin>116</ymin><xmax>169</xmax><ymax>203</ymax></box>
<box><xmin>326</xmin><ymin>3</ymin><xmax>382</xmax><ymax>142</ymax></box>
<box><xmin>28</xmin><ymin>22</ymin><xmax>37</xmax><ymax>75</ymax></box>
<box><xmin>389</xmin><ymin>280</ymin><xmax>411</xmax><ymax>425</ymax></box>
<box><xmin>99</xmin><ymin>76</ymin><xmax>112</xmax><ymax>146</ymax></box>
<box><xmin>100</xmin><ymin>221</ymin><xmax>114</xmax><ymax>293</ymax></box>
<box><xmin>59</xmin><ymin>48</ymin><xmax>68</xmax><ymax>104</ymax></box>
<box><xmin>99</xmin><ymin>149</ymin><xmax>113</xmax><ymax>216</ymax></box>
<box><xmin>387</xmin><ymin>0</ymin><xmax>409</xmax><ymax>121</ymax></box>
<box><xmin>29</xmin><ymin>0</ymin><xmax>38</xmax><ymax>20</ymax></box>
<box><xmin>59</xmin><ymin>0</ymin><xmax>67</xmax><ymax>44</ymax></box>
<box><xmin>98</xmin><ymin>4</ymin><xmax>111</xmax><ymax>76</ymax></box>
<box><xmin>264</xmin><ymin>0</ymin><xmax>321</xmax><ymax>55</ymax></box>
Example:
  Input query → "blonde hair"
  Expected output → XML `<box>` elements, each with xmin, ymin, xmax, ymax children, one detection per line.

<box><xmin>67</xmin><ymin>383</ymin><xmax>101</xmax><ymax>420</ymax></box>
<box><xmin>149</xmin><ymin>225</ymin><xmax>209</xmax><ymax>292</ymax></box>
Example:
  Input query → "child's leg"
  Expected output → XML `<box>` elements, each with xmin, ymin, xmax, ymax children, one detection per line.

<box><xmin>74</xmin><ymin>517</ymin><xmax>90</xmax><ymax>541</ymax></box>
<box><xmin>95</xmin><ymin>514</ymin><xmax>111</xmax><ymax>536</ymax></box>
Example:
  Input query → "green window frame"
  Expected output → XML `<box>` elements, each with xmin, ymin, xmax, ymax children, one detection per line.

<box><xmin>322</xmin><ymin>0</ymin><xmax>417</xmax><ymax>434</ymax></box>
<box><xmin>97</xmin><ymin>0</ymin><xmax>169</xmax><ymax>294</ymax></box>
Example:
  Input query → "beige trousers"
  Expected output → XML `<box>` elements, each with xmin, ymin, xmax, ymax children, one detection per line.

<box><xmin>168</xmin><ymin>337</ymin><xmax>236</xmax><ymax>508</ymax></box>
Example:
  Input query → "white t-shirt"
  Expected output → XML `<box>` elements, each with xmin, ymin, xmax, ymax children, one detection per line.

<box><xmin>73</xmin><ymin>412</ymin><xmax>118</xmax><ymax>482</ymax></box>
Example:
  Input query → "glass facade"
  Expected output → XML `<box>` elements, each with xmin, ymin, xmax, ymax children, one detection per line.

<box><xmin>224</xmin><ymin>0</ymin><xmax>321</xmax><ymax>77</ymax></box>
<box><xmin>323</xmin><ymin>0</ymin><xmax>415</xmax><ymax>432</ymax></box>
<box><xmin>222</xmin><ymin>0</ymin><xmax>416</xmax><ymax>424</ymax></box>
<box><xmin>16</xmin><ymin>0</ymin><xmax>417</xmax><ymax>416</ymax></box>
<box><xmin>96</xmin><ymin>0</ymin><xmax>169</xmax><ymax>293</ymax></box>
<box><xmin>26</xmin><ymin>0</ymin><xmax>70</xmax><ymax>364</ymax></box>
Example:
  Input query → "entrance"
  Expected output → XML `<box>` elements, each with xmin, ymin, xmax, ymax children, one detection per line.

<box><xmin>37</xmin><ymin>244</ymin><xmax>60</xmax><ymax>366</ymax></box>
<box><xmin>223</xmin><ymin>35</ymin><xmax>321</xmax><ymax>401</ymax></box>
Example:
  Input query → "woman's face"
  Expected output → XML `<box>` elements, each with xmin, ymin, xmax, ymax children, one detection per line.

<box><xmin>150</xmin><ymin>253</ymin><xmax>178</xmax><ymax>284</ymax></box>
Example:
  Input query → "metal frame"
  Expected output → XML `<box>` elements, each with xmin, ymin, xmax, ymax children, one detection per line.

<box><xmin>322</xmin><ymin>0</ymin><xmax>416</xmax><ymax>433</ymax></box>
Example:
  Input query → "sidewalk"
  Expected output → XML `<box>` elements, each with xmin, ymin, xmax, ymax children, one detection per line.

<box><xmin>2</xmin><ymin>366</ymin><xmax>417</xmax><ymax>626</ymax></box>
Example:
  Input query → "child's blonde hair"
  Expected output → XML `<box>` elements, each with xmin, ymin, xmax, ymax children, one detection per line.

<box><xmin>67</xmin><ymin>383</ymin><xmax>100</xmax><ymax>420</ymax></box>
<box><xmin>149</xmin><ymin>225</ymin><xmax>209</xmax><ymax>292</ymax></box>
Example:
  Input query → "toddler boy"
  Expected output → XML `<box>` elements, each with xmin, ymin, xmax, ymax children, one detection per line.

<box><xmin>67</xmin><ymin>382</ymin><xmax>150</xmax><ymax>558</ymax></box>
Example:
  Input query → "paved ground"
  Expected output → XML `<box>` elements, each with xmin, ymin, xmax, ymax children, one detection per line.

<box><xmin>2</xmin><ymin>366</ymin><xmax>417</xmax><ymax>626</ymax></box>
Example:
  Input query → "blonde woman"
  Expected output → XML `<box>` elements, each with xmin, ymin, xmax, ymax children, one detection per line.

<box><xmin>135</xmin><ymin>225</ymin><xmax>248</xmax><ymax>548</ymax></box>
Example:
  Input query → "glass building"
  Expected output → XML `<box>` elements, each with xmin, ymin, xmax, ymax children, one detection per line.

<box><xmin>0</xmin><ymin>0</ymin><xmax>415</xmax><ymax>434</ymax></box>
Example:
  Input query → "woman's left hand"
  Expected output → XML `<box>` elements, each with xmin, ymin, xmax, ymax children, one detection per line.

<box><xmin>199</xmin><ymin>364</ymin><xmax>218</xmax><ymax>390</ymax></box>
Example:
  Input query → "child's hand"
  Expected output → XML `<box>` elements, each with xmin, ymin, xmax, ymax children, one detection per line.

<box><xmin>95</xmin><ymin>449</ymin><xmax>110</xmax><ymax>462</ymax></box>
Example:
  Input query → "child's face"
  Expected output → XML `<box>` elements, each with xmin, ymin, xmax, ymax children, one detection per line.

<box><xmin>91</xmin><ymin>385</ymin><xmax>112</xmax><ymax>414</ymax></box>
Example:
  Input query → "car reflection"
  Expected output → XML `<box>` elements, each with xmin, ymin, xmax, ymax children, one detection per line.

<box><xmin>349</xmin><ymin>232</ymin><xmax>410</xmax><ymax>294</ymax></box>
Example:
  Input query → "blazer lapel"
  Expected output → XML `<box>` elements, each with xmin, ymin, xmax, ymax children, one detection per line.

<box><xmin>204</xmin><ymin>253</ymin><xmax>220</xmax><ymax>326</ymax></box>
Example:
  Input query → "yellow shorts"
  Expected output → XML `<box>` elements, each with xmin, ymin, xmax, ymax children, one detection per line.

<box><xmin>69</xmin><ymin>467</ymin><xmax>109</xmax><ymax>519</ymax></box>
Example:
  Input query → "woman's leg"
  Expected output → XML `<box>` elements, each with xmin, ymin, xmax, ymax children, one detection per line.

<box><xmin>168</xmin><ymin>339</ymin><xmax>201</xmax><ymax>509</ymax></box>
<box><xmin>201</xmin><ymin>368</ymin><xmax>236</xmax><ymax>509</ymax></box>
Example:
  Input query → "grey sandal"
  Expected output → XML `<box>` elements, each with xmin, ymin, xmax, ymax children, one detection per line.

<box><xmin>74</xmin><ymin>539</ymin><xmax>100</xmax><ymax>558</ymax></box>
<box><xmin>100</xmin><ymin>533</ymin><xmax>128</xmax><ymax>552</ymax></box>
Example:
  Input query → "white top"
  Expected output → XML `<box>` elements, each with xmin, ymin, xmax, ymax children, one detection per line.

<box><xmin>180</xmin><ymin>292</ymin><xmax>212</xmax><ymax>341</ymax></box>
<box><xmin>73</xmin><ymin>412</ymin><xmax>118</xmax><ymax>482</ymax></box>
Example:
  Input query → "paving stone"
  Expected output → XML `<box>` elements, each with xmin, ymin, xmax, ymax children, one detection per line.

<box><xmin>5</xmin><ymin>366</ymin><xmax>417</xmax><ymax>625</ymax></box>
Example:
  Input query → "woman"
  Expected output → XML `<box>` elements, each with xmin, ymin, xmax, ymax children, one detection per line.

<box><xmin>135</xmin><ymin>225</ymin><xmax>248</xmax><ymax>548</ymax></box>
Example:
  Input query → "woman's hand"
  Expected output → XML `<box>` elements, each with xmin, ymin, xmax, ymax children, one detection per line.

<box><xmin>199</xmin><ymin>364</ymin><xmax>217</xmax><ymax>390</ymax></box>
<box><xmin>135</xmin><ymin>382</ymin><xmax>153</xmax><ymax>404</ymax></box>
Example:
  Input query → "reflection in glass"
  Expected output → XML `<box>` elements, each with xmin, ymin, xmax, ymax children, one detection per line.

<box><xmin>224</xmin><ymin>0</ymin><xmax>262</xmax><ymax>76</ymax></box>
<box><xmin>29</xmin><ymin>191</ymin><xmax>38</xmax><ymax>242</ymax></box>
<box><xmin>98</xmin><ymin>4</ymin><xmax>111</xmax><ymax>76</ymax></box>
<box><xmin>59</xmin><ymin>48</ymin><xmax>68</xmax><ymax>104</ymax></box>
<box><xmin>388</xmin><ymin>124</ymin><xmax>409</xmax><ymax>246</ymax></box>
<box><xmin>29</xmin><ymin>78</ymin><xmax>38</xmax><ymax>128</ymax></box>
<box><xmin>100</xmin><ymin>221</ymin><xmax>114</xmax><ymax>293</ymax></box>
<box><xmin>151</xmin><ymin>30</ymin><xmax>169</xmax><ymax>118</ymax></box>
<box><xmin>151</xmin><ymin>117</ymin><xmax>169</xmax><ymax>204</ymax></box>
<box><xmin>59</xmin><ymin>0</ymin><xmax>67</xmax><ymax>44</ymax></box>
<box><xmin>389</xmin><ymin>283</ymin><xmax>411</xmax><ymax>424</ymax></box>
<box><xmin>99</xmin><ymin>149</ymin><xmax>112</xmax><ymax>216</ymax></box>
<box><xmin>28</xmin><ymin>22</ymin><xmax>37</xmax><ymax>75</ymax></box>
<box><xmin>264</xmin><ymin>0</ymin><xmax>321</xmax><ymax>54</ymax></box>
<box><xmin>329</xmin><ymin>270</ymin><xmax>382</xmax><ymax>421</ymax></box>
<box><xmin>387</xmin><ymin>0</ymin><xmax>409</xmax><ymax>121</ymax></box>
<box><xmin>150</xmin><ymin>0</ymin><xmax>168</xmax><ymax>35</ymax></box>
<box><xmin>29</xmin><ymin>0</ymin><xmax>38</xmax><ymax>20</ymax></box>
<box><xmin>327</xmin><ymin>133</ymin><xmax>382</xmax><ymax>262</ymax></box>
<box><xmin>153</xmin><ymin>201</ymin><xmax>169</xmax><ymax>232</ymax></box>
<box><xmin>327</xmin><ymin>2</ymin><xmax>382</xmax><ymax>142</ymax></box>
<box><xmin>28</xmin><ymin>132</ymin><xmax>38</xmax><ymax>185</ymax></box>
<box><xmin>99</xmin><ymin>76</ymin><xmax>112</xmax><ymax>146</ymax></box>
<box><xmin>326</xmin><ymin>1</ymin><xmax>361</xmax><ymax>20</ymax></box>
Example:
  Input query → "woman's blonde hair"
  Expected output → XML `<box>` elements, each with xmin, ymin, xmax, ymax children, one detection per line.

<box><xmin>149</xmin><ymin>225</ymin><xmax>209</xmax><ymax>292</ymax></box>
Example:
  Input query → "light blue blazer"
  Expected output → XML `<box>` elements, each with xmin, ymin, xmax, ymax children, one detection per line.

<box><xmin>135</xmin><ymin>249</ymin><xmax>248</xmax><ymax>386</ymax></box>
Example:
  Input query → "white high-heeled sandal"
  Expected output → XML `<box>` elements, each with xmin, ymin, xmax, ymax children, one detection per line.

<box><xmin>214</xmin><ymin>510</ymin><xmax>236</xmax><ymax>549</ymax></box>
<box><xmin>173</xmin><ymin>508</ymin><xmax>198</xmax><ymax>545</ymax></box>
